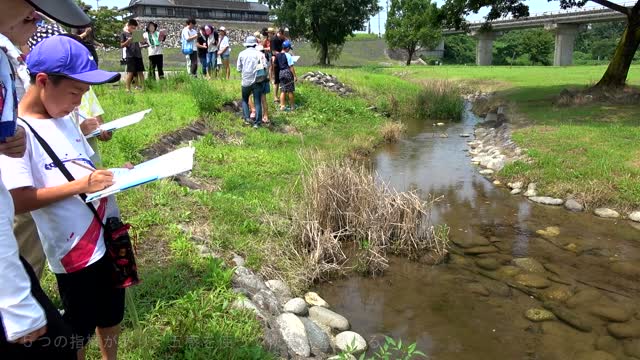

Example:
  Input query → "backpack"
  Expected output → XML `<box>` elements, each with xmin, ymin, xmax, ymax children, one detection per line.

<box><xmin>181</xmin><ymin>35</ymin><xmax>192</xmax><ymax>55</ymax></box>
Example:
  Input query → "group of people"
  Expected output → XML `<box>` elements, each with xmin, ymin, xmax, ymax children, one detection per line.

<box><xmin>237</xmin><ymin>27</ymin><xmax>298</xmax><ymax>128</ymax></box>
<box><xmin>2</xmin><ymin>1</ymin><xmax>134</xmax><ymax>359</ymax></box>
<box><xmin>180</xmin><ymin>18</ymin><xmax>231</xmax><ymax>80</ymax></box>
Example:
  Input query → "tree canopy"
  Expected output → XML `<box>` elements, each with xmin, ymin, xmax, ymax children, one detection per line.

<box><xmin>385</xmin><ymin>0</ymin><xmax>442</xmax><ymax>65</ymax></box>
<box><xmin>75</xmin><ymin>1</ymin><xmax>124</xmax><ymax>48</ymax></box>
<box><xmin>439</xmin><ymin>0</ymin><xmax>640</xmax><ymax>88</ymax></box>
<box><xmin>261</xmin><ymin>0</ymin><xmax>381</xmax><ymax>65</ymax></box>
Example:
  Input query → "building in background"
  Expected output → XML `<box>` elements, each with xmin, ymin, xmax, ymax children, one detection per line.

<box><xmin>122</xmin><ymin>0</ymin><xmax>270</xmax><ymax>23</ymax></box>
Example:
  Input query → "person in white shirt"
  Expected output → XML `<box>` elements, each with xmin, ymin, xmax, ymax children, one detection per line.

<box><xmin>143</xmin><ymin>21</ymin><xmax>165</xmax><ymax>80</ymax></box>
<box><xmin>0</xmin><ymin>0</ymin><xmax>91</xmax><ymax>358</ymax></box>
<box><xmin>237</xmin><ymin>36</ymin><xmax>267</xmax><ymax>129</ymax></box>
<box><xmin>218</xmin><ymin>26</ymin><xmax>231</xmax><ymax>80</ymax></box>
<box><xmin>181</xmin><ymin>18</ymin><xmax>198</xmax><ymax>76</ymax></box>
<box><xmin>1</xmin><ymin>35</ymin><xmax>124</xmax><ymax>360</ymax></box>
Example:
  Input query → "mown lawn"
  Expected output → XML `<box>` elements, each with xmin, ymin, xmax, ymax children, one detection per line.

<box><xmin>395</xmin><ymin>65</ymin><xmax>640</xmax><ymax>210</ymax></box>
<box><xmin>38</xmin><ymin>69</ymin><xmax>415</xmax><ymax>359</ymax></box>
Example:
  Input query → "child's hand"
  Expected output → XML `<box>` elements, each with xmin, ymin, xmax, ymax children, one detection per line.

<box><xmin>98</xmin><ymin>130</ymin><xmax>112</xmax><ymax>142</ymax></box>
<box><xmin>122</xmin><ymin>162</ymin><xmax>135</xmax><ymax>169</ymax></box>
<box><xmin>0</xmin><ymin>126</ymin><xmax>26</xmax><ymax>158</ymax></box>
<box><xmin>80</xmin><ymin>117</ymin><xmax>100</xmax><ymax>136</ymax></box>
<box><xmin>83</xmin><ymin>170</ymin><xmax>114</xmax><ymax>193</ymax></box>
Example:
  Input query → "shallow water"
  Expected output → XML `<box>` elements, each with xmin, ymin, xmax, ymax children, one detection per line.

<box><xmin>316</xmin><ymin>105</ymin><xmax>640</xmax><ymax>359</ymax></box>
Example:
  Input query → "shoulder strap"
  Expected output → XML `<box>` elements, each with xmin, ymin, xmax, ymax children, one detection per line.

<box><xmin>19</xmin><ymin>118</ymin><xmax>105</xmax><ymax>229</ymax></box>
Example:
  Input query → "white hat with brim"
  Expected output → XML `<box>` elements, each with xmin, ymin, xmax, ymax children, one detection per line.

<box><xmin>243</xmin><ymin>35</ymin><xmax>258</xmax><ymax>47</ymax></box>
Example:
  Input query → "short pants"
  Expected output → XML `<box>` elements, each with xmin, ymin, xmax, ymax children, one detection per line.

<box><xmin>126</xmin><ymin>57</ymin><xmax>145</xmax><ymax>73</ymax></box>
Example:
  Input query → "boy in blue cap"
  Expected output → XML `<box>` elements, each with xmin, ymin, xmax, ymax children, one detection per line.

<box><xmin>0</xmin><ymin>35</ymin><xmax>125</xmax><ymax>360</ymax></box>
<box><xmin>276</xmin><ymin>40</ymin><xmax>298</xmax><ymax>111</ymax></box>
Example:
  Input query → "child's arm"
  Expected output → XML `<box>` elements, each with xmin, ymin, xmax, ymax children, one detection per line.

<box><xmin>120</xmin><ymin>35</ymin><xmax>131</xmax><ymax>48</ymax></box>
<box><xmin>10</xmin><ymin>171</ymin><xmax>114</xmax><ymax>214</ymax></box>
<box><xmin>291</xmin><ymin>65</ymin><xmax>297</xmax><ymax>82</ymax></box>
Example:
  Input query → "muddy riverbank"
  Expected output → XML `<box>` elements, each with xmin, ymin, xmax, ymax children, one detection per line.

<box><xmin>315</xmin><ymin>103</ymin><xmax>640</xmax><ymax>359</ymax></box>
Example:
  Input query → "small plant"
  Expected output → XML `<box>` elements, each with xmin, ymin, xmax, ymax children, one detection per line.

<box><xmin>415</xmin><ymin>80</ymin><xmax>464</xmax><ymax>122</ymax></box>
<box><xmin>337</xmin><ymin>337</ymin><xmax>427</xmax><ymax>360</ymax></box>
<box><xmin>189</xmin><ymin>79</ymin><xmax>223</xmax><ymax>116</ymax></box>
<box><xmin>380</xmin><ymin>121</ymin><xmax>407</xmax><ymax>143</ymax></box>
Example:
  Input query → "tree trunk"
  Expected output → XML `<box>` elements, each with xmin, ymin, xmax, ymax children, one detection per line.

<box><xmin>595</xmin><ymin>15</ymin><xmax>640</xmax><ymax>88</ymax></box>
<box><xmin>406</xmin><ymin>47</ymin><xmax>415</xmax><ymax>66</ymax></box>
<box><xmin>320</xmin><ymin>41</ymin><xmax>329</xmax><ymax>66</ymax></box>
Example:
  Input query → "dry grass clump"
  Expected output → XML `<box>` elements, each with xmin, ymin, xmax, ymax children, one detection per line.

<box><xmin>380</xmin><ymin>121</ymin><xmax>407</xmax><ymax>143</ymax></box>
<box><xmin>291</xmin><ymin>159</ymin><xmax>449</xmax><ymax>284</ymax></box>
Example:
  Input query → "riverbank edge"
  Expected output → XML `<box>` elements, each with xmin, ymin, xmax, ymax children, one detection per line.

<box><xmin>465</xmin><ymin>95</ymin><xmax>640</xmax><ymax>225</ymax></box>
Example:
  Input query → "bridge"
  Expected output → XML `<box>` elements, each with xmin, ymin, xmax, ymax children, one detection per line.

<box><xmin>443</xmin><ymin>3</ymin><xmax>632</xmax><ymax>66</ymax></box>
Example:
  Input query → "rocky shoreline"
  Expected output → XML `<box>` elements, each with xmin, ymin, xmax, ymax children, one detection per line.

<box><xmin>465</xmin><ymin>94</ymin><xmax>640</xmax><ymax>226</ymax></box>
<box><xmin>302</xmin><ymin>71</ymin><xmax>354</xmax><ymax>97</ymax></box>
<box><xmin>230</xmin><ymin>255</ymin><xmax>365</xmax><ymax>359</ymax></box>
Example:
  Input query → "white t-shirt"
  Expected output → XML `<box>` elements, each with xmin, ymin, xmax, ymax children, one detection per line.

<box><xmin>143</xmin><ymin>31</ymin><xmax>163</xmax><ymax>56</ymax></box>
<box><xmin>219</xmin><ymin>35</ymin><xmax>230</xmax><ymax>56</ymax></box>
<box><xmin>0</xmin><ymin>116</ymin><xmax>119</xmax><ymax>274</ymax></box>
<box><xmin>0</xmin><ymin>34</ymin><xmax>29</xmax><ymax>100</ymax></box>
<box><xmin>181</xmin><ymin>27</ymin><xmax>197</xmax><ymax>51</ymax></box>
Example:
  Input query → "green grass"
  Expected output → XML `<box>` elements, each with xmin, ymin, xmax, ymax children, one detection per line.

<box><xmin>394</xmin><ymin>65</ymin><xmax>640</xmax><ymax>210</ymax></box>
<box><xmin>37</xmin><ymin>69</ymin><xmax>414</xmax><ymax>358</ymax></box>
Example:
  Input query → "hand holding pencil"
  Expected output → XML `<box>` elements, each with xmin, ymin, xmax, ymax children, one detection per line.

<box><xmin>71</xmin><ymin>160</ymin><xmax>114</xmax><ymax>192</ymax></box>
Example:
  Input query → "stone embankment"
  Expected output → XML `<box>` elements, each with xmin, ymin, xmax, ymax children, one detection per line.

<box><xmin>465</xmin><ymin>95</ymin><xmax>640</xmax><ymax>224</ymax></box>
<box><xmin>302</xmin><ymin>71</ymin><xmax>353</xmax><ymax>97</ymax></box>
<box><xmin>230</xmin><ymin>255</ymin><xmax>366</xmax><ymax>359</ymax></box>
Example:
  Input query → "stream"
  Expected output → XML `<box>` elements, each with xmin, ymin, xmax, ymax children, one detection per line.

<box><xmin>315</xmin><ymin>103</ymin><xmax>640</xmax><ymax>359</ymax></box>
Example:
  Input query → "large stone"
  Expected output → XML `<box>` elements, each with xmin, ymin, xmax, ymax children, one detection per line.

<box><xmin>276</xmin><ymin>313</ymin><xmax>311</xmax><ymax>357</ymax></box>
<box><xmin>487</xmin><ymin>158</ymin><xmax>506</xmax><ymax>171</ymax></box>
<box><xmin>284</xmin><ymin>298</ymin><xmax>309</xmax><ymax>316</ymax></box>
<box><xmin>451</xmin><ymin>235</ymin><xmax>490</xmax><ymax>248</ymax></box>
<box><xmin>525</xmin><ymin>308</ymin><xmax>556</xmax><ymax>322</ymax></box>
<box><xmin>566</xmin><ymin>289</ymin><xmax>603</xmax><ymax>309</ymax></box>
<box><xmin>515</xmin><ymin>273</ymin><xmax>551</xmax><ymax>288</ymax></box>
<box><xmin>309</xmin><ymin>306</ymin><xmax>350</xmax><ymax>331</ymax></box>
<box><xmin>594</xmin><ymin>208</ymin><xmax>620</xmax><ymax>219</ymax></box>
<box><xmin>508</xmin><ymin>181</ymin><xmax>524</xmax><ymax>190</ymax></box>
<box><xmin>497</xmin><ymin>265</ymin><xmax>522</xmax><ymax>278</ymax></box>
<box><xmin>607</xmin><ymin>321</ymin><xmax>640</xmax><ymax>339</ymax></box>
<box><xmin>529</xmin><ymin>197</ymin><xmax>564</xmax><ymax>206</ymax></box>
<box><xmin>524</xmin><ymin>183</ymin><xmax>537</xmax><ymax>197</ymax></box>
<box><xmin>630</xmin><ymin>211</ymin><xmax>640</xmax><ymax>223</ymax></box>
<box><xmin>475</xmin><ymin>257</ymin><xmax>501</xmax><ymax>271</ymax></box>
<box><xmin>624</xmin><ymin>339</ymin><xmax>640</xmax><ymax>358</ymax></box>
<box><xmin>466</xmin><ymin>283</ymin><xmax>490</xmax><ymax>296</ymax></box>
<box><xmin>479</xmin><ymin>169</ymin><xmax>494</xmax><ymax>176</ymax></box>
<box><xmin>265</xmin><ymin>280</ymin><xmax>293</xmax><ymax>304</ymax></box>
<box><xmin>299</xmin><ymin>317</ymin><xmax>332</xmax><ymax>355</ymax></box>
<box><xmin>595</xmin><ymin>336</ymin><xmax>619</xmax><ymax>353</ymax></box>
<box><xmin>304</xmin><ymin>292</ymin><xmax>329</xmax><ymax>308</ymax></box>
<box><xmin>590</xmin><ymin>305</ymin><xmax>633</xmax><ymax>323</ymax></box>
<box><xmin>464</xmin><ymin>245</ymin><xmax>499</xmax><ymax>255</ymax></box>
<box><xmin>510</xmin><ymin>188</ymin><xmax>522</xmax><ymax>195</ymax></box>
<box><xmin>536</xmin><ymin>226</ymin><xmax>561</xmax><ymax>238</ymax></box>
<box><xmin>232</xmin><ymin>274</ymin><xmax>268</xmax><ymax>296</ymax></box>
<box><xmin>565</xmin><ymin>199</ymin><xmax>585</xmax><ymax>212</ymax></box>
<box><xmin>545</xmin><ymin>303</ymin><xmax>593</xmax><ymax>332</ymax></box>
<box><xmin>542</xmin><ymin>286</ymin><xmax>573</xmax><ymax>303</ymax></box>
<box><xmin>610</xmin><ymin>261</ymin><xmax>640</xmax><ymax>280</ymax></box>
<box><xmin>252</xmin><ymin>290</ymin><xmax>281</xmax><ymax>316</ymax></box>
<box><xmin>335</xmin><ymin>331</ymin><xmax>367</xmax><ymax>355</ymax></box>
<box><xmin>574</xmin><ymin>351</ymin><xmax>617</xmax><ymax>360</ymax></box>
<box><xmin>329</xmin><ymin>355</ymin><xmax>356</xmax><ymax>360</ymax></box>
<box><xmin>232</xmin><ymin>297</ymin><xmax>265</xmax><ymax>320</ymax></box>
<box><xmin>513</xmin><ymin>258</ymin><xmax>546</xmax><ymax>273</ymax></box>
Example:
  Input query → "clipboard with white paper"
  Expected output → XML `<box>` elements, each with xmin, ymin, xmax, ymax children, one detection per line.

<box><xmin>292</xmin><ymin>55</ymin><xmax>300</xmax><ymax>63</ymax></box>
<box><xmin>85</xmin><ymin>146</ymin><xmax>196</xmax><ymax>202</ymax></box>
<box><xmin>85</xmin><ymin>109</ymin><xmax>152</xmax><ymax>138</ymax></box>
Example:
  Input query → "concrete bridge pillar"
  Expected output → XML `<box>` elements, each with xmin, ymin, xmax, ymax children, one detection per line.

<box><xmin>472</xmin><ymin>31</ymin><xmax>499</xmax><ymax>66</ymax></box>
<box><xmin>545</xmin><ymin>23</ymin><xmax>584</xmax><ymax>66</ymax></box>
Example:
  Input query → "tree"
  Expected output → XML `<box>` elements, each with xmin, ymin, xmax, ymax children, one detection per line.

<box><xmin>75</xmin><ymin>1</ymin><xmax>124</xmax><ymax>48</ymax></box>
<box><xmin>385</xmin><ymin>0</ymin><xmax>442</xmax><ymax>66</ymax></box>
<box><xmin>443</xmin><ymin>34</ymin><xmax>475</xmax><ymax>64</ymax></box>
<box><xmin>261</xmin><ymin>0</ymin><xmax>380</xmax><ymax>65</ymax></box>
<box><xmin>494</xmin><ymin>29</ymin><xmax>554</xmax><ymax>65</ymax></box>
<box><xmin>440</xmin><ymin>0</ymin><xmax>640</xmax><ymax>88</ymax></box>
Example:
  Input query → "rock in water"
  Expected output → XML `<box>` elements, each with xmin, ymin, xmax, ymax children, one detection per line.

<box><xmin>545</xmin><ymin>303</ymin><xmax>593</xmax><ymax>332</ymax></box>
<box><xmin>610</xmin><ymin>261</ymin><xmax>640</xmax><ymax>280</ymax></box>
<box><xmin>574</xmin><ymin>351</ymin><xmax>617</xmax><ymax>360</ymax></box>
<box><xmin>524</xmin><ymin>183</ymin><xmax>537</xmax><ymax>197</ymax></box>
<box><xmin>607</xmin><ymin>321</ymin><xmax>640</xmax><ymax>339</ymax></box>
<box><xmin>630</xmin><ymin>211</ymin><xmax>640</xmax><ymax>222</ymax></box>
<box><xmin>594</xmin><ymin>208</ymin><xmax>620</xmax><ymax>219</ymax></box>
<box><xmin>542</xmin><ymin>287</ymin><xmax>573</xmax><ymax>303</ymax></box>
<box><xmin>265</xmin><ymin>280</ymin><xmax>293</xmax><ymax>303</ymax></box>
<box><xmin>300</xmin><ymin>317</ymin><xmax>332</xmax><ymax>355</ymax></box>
<box><xmin>284</xmin><ymin>298</ymin><xmax>308</xmax><ymax>316</ymax></box>
<box><xmin>529</xmin><ymin>197</ymin><xmax>564</xmax><ymax>206</ymax></box>
<box><xmin>590</xmin><ymin>305</ymin><xmax>632</xmax><ymax>323</ymax></box>
<box><xmin>450</xmin><ymin>235</ymin><xmax>490</xmax><ymax>248</ymax></box>
<box><xmin>463</xmin><ymin>245</ymin><xmax>499</xmax><ymax>255</ymax></box>
<box><xmin>479</xmin><ymin>169</ymin><xmax>494</xmax><ymax>176</ymax></box>
<box><xmin>624</xmin><ymin>339</ymin><xmax>640</xmax><ymax>358</ymax></box>
<box><xmin>476</xmin><ymin>258</ymin><xmax>501</xmax><ymax>271</ymax></box>
<box><xmin>536</xmin><ymin>226</ymin><xmax>560</xmax><ymax>238</ymax></box>
<box><xmin>511</xmin><ymin>188</ymin><xmax>522</xmax><ymax>195</ymax></box>
<box><xmin>594</xmin><ymin>336</ymin><xmax>619</xmax><ymax>353</ymax></box>
<box><xmin>304</xmin><ymin>292</ymin><xmax>329</xmax><ymax>308</ymax></box>
<box><xmin>497</xmin><ymin>265</ymin><xmax>522</xmax><ymax>278</ymax></box>
<box><xmin>513</xmin><ymin>258</ymin><xmax>546</xmax><ymax>273</ymax></box>
<box><xmin>525</xmin><ymin>308</ymin><xmax>556</xmax><ymax>322</ymax></box>
<box><xmin>276</xmin><ymin>313</ymin><xmax>311</xmax><ymax>357</ymax></box>
<box><xmin>515</xmin><ymin>273</ymin><xmax>551</xmax><ymax>288</ymax></box>
<box><xmin>566</xmin><ymin>289</ymin><xmax>603</xmax><ymax>309</ymax></box>
<box><xmin>508</xmin><ymin>181</ymin><xmax>524</xmax><ymax>190</ymax></box>
<box><xmin>335</xmin><ymin>331</ymin><xmax>367</xmax><ymax>355</ymax></box>
<box><xmin>309</xmin><ymin>306</ymin><xmax>350</xmax><ymax>331</ymax></box>
<box><xmin>466</xmin><ymin>283</ymin><xmax>490</xmax><ymax>296</ymax></box>
<box><xmin>565</xmin><ymin>199</ymin><xmax>584</xmax><ymax>212</ymax></box>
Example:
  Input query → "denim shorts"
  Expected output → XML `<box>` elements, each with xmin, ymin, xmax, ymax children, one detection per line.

<box><xmin>221</xmin><ymin>53</ymin><xmax>230</xmax><ymax>61</ymax></box>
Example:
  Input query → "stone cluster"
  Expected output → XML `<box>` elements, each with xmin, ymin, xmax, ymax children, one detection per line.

<box><xmin>231</xmin><ymin>256</ymin><xmax>367</xmax><ymax>359</ymax></box>
<box><xmin>302</xmin><ymin>71</ymin><xmax>353</xmax><ymax>96</ymax></box>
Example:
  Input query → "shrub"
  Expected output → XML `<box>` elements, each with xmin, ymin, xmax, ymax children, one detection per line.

<box><xmin>415</xmin><ymin>79</ymin><xmax>464</xmax><ymax>121</ymax></box>
<box><xmin>189</xmin><ymin>79</ymin><xmax>223</xmax><ymax>116</ymax></box>
<box><xmin>380</xmin><ymin>121</ymin><xmax>407</xmax><ymax>143</ymax></box>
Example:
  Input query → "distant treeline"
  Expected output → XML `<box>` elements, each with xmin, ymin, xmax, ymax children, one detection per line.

<box><xmin>442</xmin><ymin>21</ymin><xmax>640</xmax><ymax>65</ymax></box>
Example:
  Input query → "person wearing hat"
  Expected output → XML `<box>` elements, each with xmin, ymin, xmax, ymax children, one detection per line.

<box><xmin>0</xmin><ymin>1</ymin><xmax>91</xmax><ymax>358</ymax></box>
<box><xmin>217</xmin><ymin>26</ymin><xmax>231</xmax><ymax>80</ymax></box>
<box><xmin>143</xmin><ymin>21</ymin><xmax>165</xmax><ymax>80</ymax></box>
<box><xmin>270</xmin><ymin>28</ymin><xmax>287</xmax><ymax>103</ymax></box>
<box><xmin>205</xmin><ymin>25</ymin><xmax>219</xmax><ymax>79</ymax></box>
<box><xmin>0</xmin><ymin>35</ymin><xmax>128</xmax><ymax>360</ymax></box>
<box><xmin>276</xmin><ymin>40</ymin><xmax>298</xmax><ymax>111</ymax></box>
<box><xmin>237</xmin><ymin>36</ymin><xmax>267</xmax><ymax>128</ymax></box>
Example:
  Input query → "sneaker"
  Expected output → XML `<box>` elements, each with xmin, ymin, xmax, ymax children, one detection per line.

<box><xmin>243</xmin><ymin>118</ymin><xmax>252</xmax><ymax>126</ymax></box>
<box><xmin>253</xmin><ymin>124</ymin><xmax>259</xmax><ymax>129</ymax></box>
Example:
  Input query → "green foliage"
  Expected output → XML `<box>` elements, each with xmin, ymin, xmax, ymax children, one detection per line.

<box><xmin>494</xmin><ymin>29</ymin><xmax>554</xmax><ymax>66</ymax></box>
<box><xmin>337</xmin><ymin>337</ymin><xmax>426</xmax><ymax>359</ymax></box>
<box><xmin>443</xmin><ymin>34</ymin><xmax>475</xmax><ymax>64</ymax></box>
<box><xmin>415</xmin><ymin>82</ymin><xmax>463</xmax><ymax>121</ymax></box>
<box><xmin>310</xmin><ymin>42</ymin><xmax>344</xmax><ymax>65</ymax></box>
<box><xmin>76</xmin><ymin>1</ymin><xmax>124</xmax><ymax>48</ymax></box>
<box><xmin>385</xmin><ymin>0</ymin><xmax>442</xmax><ymax>65</ymax></box>
<box><xmin>261</xmin><ymin>0</ymin><xmax>381</xmax><ymax>65</ymax></box>
<box><xmin>188</xmin><ymin>79</ymin><xmax>224</xmax><ymax>116</ymax></box>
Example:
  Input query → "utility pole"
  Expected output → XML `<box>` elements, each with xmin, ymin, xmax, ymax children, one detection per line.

<box><xmin>96</xmin><ymin>0</ymin><xmax>100</xmax><ymax>8</ymax></box>
<box><xmin>378</xmin><ymin>8</ymin><xmax>381</xmax><ymax>37</ymax></box>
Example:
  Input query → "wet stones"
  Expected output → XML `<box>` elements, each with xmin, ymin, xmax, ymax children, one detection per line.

<box><xmin>305</xmin><ymin>292</ymin><xmax>330</xmax><ymax>308</ymax></box>
<box><xmin>479</xmin><ymin>169</ymin><xmax>494</xmax><ymax>176</ymax></box>
<box><xmin>565</xmin><ymin>199</ymin><xmax>585</xmax><ymax>212</ymax></box>
<box><xmin>594</xmin><ymin>208</ymin><xmax>620</xmax><ymax>219</ymax></box>
<box><xmin>607</xmin><ymin>321</ymin><xmax>640</xmax><ymax>339</ymax></box>
<box><xmin>300</xmin><ymin>317</ymin><xmax>332</xmax><ymax>355</ymax></box>
<box><xmin>497</xmin><ymin>265</ymin><xmax>522</xmax><ymax>278</ymax></box>
<box><xmin>524</xmin><ymin>183</ymin><xmax>538</xmax><ymax>197</ymax></box>
<box><xmin>284</xmin><ymin>298</ymin><xmax>309</xmax><ymax>316</ymax></box>
<box><xmin>466</xmin><ymin>283</ymin><xmax>490</xmax><ymax>296</ymax></box>
<box><xmin>450</xmin><ymin>234</ymin><xmax>490</xmax><ymax>248</ymax></box>
<box><xmin>309</xmin><ymin>306</ymin><xmax>350</xmax><ymax>331</ymax></box>
<box><xmin>630</xmin><ymin>211</ymin><xmax>640</xmax><ymax>223</ymax></box>
<box><xmin>475</xmin><ymin>257</ymin><xmax>501</xmax><ymax>271</ymax></box>
<box><xmin>542</xmin><ymin>287</ymin><xmax>573</xmax><ymax>303</ymax></box>
<box><xmin>463</xmin><ymin>245</ymin><xmax>499</xmax><ymax>255</ymax></box>
<box><xmin>595</xmin><ymin>335</ymin><xmax>619</xmax><ymax>353</ymax></box>
<box><xmin>302</xmin><ymin>71</ymin><xmax>353</xmax><ymax>97</ymax></box>
<box><xmin>515</xmin><ymin>273</ymin><xmax>551</xmax><ymax>289</ymax></box>
<box><xmin>276</xmin><ymin>313</ymin><xmax>311</xmax><ymax>357</ymax></box>
<box><xmin>544</xmin><ymin>302</ymin><xmax>593</xmax><ymax>332</ymax></box>
<box><xmin>624</xmin><ymin>339</ymin><xmax>640</xmax><ymax>358</ymax></box>
<box><xmin>536</xmin><ymin>226</ymin><xmax>560</xmax><ymax>238</ymax></box>
<box><xmin>510</xmin><ymin>188</ymin><xmax>522</xmax><ymax>195</ymax></box>
<box><xmin>529</xmin><ymin>197</ymin><xmax>564</xmax><ymax>206</ymax></box>
<box><xmin>525</xmin><ymin>308</ymin><xmax>556</xmax><ymax>322</ymax></box>
<box><xmin>335</xmin><ymin>331</ymin><xmax>367</xmax><ymax>355</ymax></box>
<box><xmin>566</xmin><ymin>289</ymin><xmax>603</xmax><ymax>309</ymax></box>
<box><xmin>513</xmin><ymin>258</ymin><xmax>546</xmax><ymax>273</ymax></box>
<box><xmin>590</xmin><ymin>305</ymin><xmax>633</xmax><ymax>323</ymax></box>
<box><xmin>610</xmin><ymin>261</ymin><xmax>640</xmax><ymax>280</ymax></box>
<box><xmin>574</xmin><ymin>350</ymin><xmax>617</xmax><ymax>360</ymax></box>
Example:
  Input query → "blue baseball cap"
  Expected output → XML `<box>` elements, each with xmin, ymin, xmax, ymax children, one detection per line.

<box><xmin>27</xmin><ymin>35</ymin><xmax>120</xmax><ymax>85</ymax></box>
<box><xmin>283</xmin><ymin>40</ymin><xmax>292</xmax><ymax>49</ymax></box>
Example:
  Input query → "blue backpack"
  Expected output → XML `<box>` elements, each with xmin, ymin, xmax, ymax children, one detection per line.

<box><xmin>181</xmin><ymin>37</ymin><xmax>193</xmax><ymax>55</ymax></box>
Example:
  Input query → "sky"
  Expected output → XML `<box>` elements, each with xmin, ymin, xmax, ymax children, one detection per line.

<box><xmin>93</xmin><ymin>0</ymin><xmax>624</xmax><ymax>35</ymax></box>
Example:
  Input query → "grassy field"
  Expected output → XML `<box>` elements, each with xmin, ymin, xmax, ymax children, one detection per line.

<box><xmin>35</xmin><ymin>69</ymin><xmax>422</xmax><ymax>359</ymax></box>
<box><xmin>395</xmin><ymin>65</ymin><xmax>640</xmax><ymax>210</ymax></box>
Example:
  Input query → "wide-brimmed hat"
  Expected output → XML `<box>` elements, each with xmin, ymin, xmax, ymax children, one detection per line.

<box><xmin>219</xmin><ymin>26</ymin><xmax>227</xmax><ymax>32</ymax></box>
<box><xmin>243</xmin><ymin>36</ymin><xmax>258</xmax><ymax>47</ymax></box>
<box><xmin>26</xmin><ymin>0</ymin><xmax>91</xmax><ymax>27</ymax></box>
<box><xmin>268</xmin><ymin>27</ymin><xmax>276</xmax><ymax>33</ymax></box>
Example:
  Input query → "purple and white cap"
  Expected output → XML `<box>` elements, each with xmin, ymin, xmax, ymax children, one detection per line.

<box><xmin>27</xmin><ymin>35</ymin><xmax>120</xmax><ymax>85</ymax></box>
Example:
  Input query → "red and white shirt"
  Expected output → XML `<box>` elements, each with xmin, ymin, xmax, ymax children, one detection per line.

<box><xmin>0</xmin><ymin>116</ymin><xmax>119</xmax><ymax>274</ymax></box>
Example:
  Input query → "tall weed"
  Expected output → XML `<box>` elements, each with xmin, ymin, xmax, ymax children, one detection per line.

<box><xmin>415</xmin><ymin>80</ymin><xmax>464</xmax><ymax>121</ymax></box>
<box><xmin>189</xmin><ymin>79</ymin><xmax>223</xmax><ymax>116</ymax></box>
